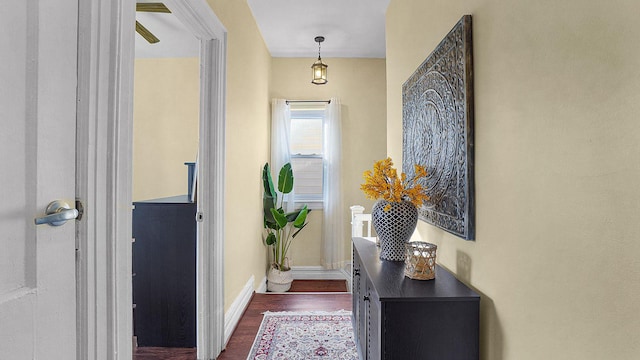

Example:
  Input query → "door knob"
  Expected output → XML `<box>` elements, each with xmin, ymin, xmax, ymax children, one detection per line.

<box><xmin>34</xmin><ymin>200</ymin><xmax>79</xmax><ymax>226</ymax></box>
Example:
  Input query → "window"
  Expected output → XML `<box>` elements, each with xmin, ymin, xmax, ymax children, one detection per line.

<box><xmin>289</xmin><ymin>104</ymin><xmax>325</xmax><ymax>208</ymax></box>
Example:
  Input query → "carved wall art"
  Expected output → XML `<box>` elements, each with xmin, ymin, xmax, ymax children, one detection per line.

<box><xmin>402</xmin><ymin>15</ymin><xmax>475</xmax><ymax>240</ymax></box>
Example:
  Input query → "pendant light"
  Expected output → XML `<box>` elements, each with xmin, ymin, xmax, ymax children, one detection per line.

<box><xmin>311</xmin><ymin>36</ymin><xmax>328</xmax><ymax>85</ymax></box>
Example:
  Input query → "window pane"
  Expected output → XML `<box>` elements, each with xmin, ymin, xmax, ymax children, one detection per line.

<box><xmin>288</xmin><ymin>105</ymin><xmax>324</xmax><ymax>207</ymax></box>
<box><xmin>291</xmin><ymin>156</ymin><xmax>323</xmax><ymax>200</ymax></box>
<box><xmin>290</xmin><ymin>118</ymin><xmax>322</xmax><ymax>155</ymax></box>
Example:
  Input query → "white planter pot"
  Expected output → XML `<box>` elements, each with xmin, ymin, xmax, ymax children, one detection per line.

<box><xmin>267</xmin><ymin>266</ymin><xmax>293</xmax><ymax>292</ymax></box>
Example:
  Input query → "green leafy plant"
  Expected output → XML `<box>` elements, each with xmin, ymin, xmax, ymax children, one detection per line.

<box><xmin>263</xmin><ymin>162</ymin><xmax>309</xmax><ymax>271</ymax></box>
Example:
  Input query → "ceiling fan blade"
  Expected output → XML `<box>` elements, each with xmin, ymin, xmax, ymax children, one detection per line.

<box><xmin>136</xmin><ymin>2</ymin><xmax>171</xmax><ymax>13</ymax></box>
<box><xmin>136</xmin><ymin>21</ymin><xmax>160</xmax><ymax>44</ymax></box>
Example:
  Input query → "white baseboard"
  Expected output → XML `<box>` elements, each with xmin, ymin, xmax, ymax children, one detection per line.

<box><xmin>224</xmin><ymin>276</ymin><xmax>255</xmax><ymax>346</ymax></box>
<box><xmin>223</xmin><ymin>269</ymin><xmax>352</xmax><ymax>346</ymax></box>
<box><xmin>291</xmin><ymin>266</ymin><xmax>350</xmax><ymax>280</ymax></box>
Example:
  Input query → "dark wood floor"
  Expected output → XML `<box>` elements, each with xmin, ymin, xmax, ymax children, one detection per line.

<box><xmin>133</xmin><ymin>347</ymin><xmax>196</xmax><ymax>360</ymax></box>
<box><xmin>288</xmin><ymin>279</ymin><xmax>348</xmax><ymax>292</ymax></box>
<box><xmin>133</xmin><ymin>280</ymin><xmax>351</xmax><ymax>360</ymax></box>
<box><xmin>219</xmin><ymin>292</ymin><xmax>352</xmax><ymax>360</ymax></box>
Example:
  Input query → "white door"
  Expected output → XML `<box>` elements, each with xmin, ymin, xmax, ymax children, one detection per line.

<box><xmin>0</xmin><ymin>0</ymin><xmax>78</xmax><ymax>359</ymax></box>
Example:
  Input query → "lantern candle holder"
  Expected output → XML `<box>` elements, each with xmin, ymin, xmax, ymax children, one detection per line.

<box><xmin>404</xmin><ymin>242</ymin><xmax>437</xmax><ymax>280</ymax></box>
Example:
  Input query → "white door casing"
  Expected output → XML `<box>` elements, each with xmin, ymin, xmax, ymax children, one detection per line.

<box><xmin>0</xmin><ymin>0</ymin><xmax>78</xmax><ymax>359</ymax></box>
<box><xmin>75</xmin><ymin>0</ymin><xmax>135</xmax><ymax>358</ymax></box>
<box><xmin>163</xmin><ymin>1</ymin><xmax>228</xmax><ymax>358</ymax></box>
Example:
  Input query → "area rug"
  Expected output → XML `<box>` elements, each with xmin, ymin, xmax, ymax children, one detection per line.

<box><xmin>246</xmin><ymin>310</ymin><xmax>358</xmax><ymax>360</ymax></box>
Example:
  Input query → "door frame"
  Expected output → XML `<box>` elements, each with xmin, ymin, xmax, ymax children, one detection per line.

<box><xmin>165</xmin><ymin>1</ymin><xmax>227</xmax><ymax>358</ymax></box>
<box><xmin>76</xmin><ymin>0</ymin><xmax>226</xmax><ymax>359</ymax></box>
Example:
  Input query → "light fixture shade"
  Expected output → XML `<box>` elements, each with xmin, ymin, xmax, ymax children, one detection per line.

<box><xmin>311</xmin><ymin>59</ymin><xmax>328</xmax><ymax>85</ymax></box>
<box><xmin>311</xmin><ymin>36</ymin><xmax>328</xmax><ymax>85</ymax></box>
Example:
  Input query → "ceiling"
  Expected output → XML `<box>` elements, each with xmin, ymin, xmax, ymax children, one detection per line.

<box><xmin>134</xmin><ymin>1</ymin><xmax>199</xmax><ymax>58</ymax></box>
<box><xmin>247</xmin><ymin>0</ymin><xmax>390</xmax><ymax>58</ymax></box>
<box><xmin>135</xmin><ymin>0</ymin><xmax>390</xmax><ymax>59</ymax></box>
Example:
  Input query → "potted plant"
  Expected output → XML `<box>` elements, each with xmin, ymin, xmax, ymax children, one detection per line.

<box><xmin>360</xmin><ymin>157</ymin><xmax>429</xmax><ymax>261</ymax></box>
<box><xmin>262</xmin><ymin>162</ymin><xmax>309</xmax><ymax>292</ymax></box>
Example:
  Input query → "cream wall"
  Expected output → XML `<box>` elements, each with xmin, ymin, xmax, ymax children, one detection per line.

<box><xmin>207</xmin><ymin>0</ymin><xmax>272</xmax><ymax>312</ymax></box>
<box><xmin>387</xmin><ymin>1</ymin><xmax>640</xmax><ymax>359</ymax></box>
<box><xmin>271</xmin><ymin>57</ymin><xmax>387</xmax><ymax>266</ymax></box>
<box><xmin>133</xmin><ymin>58</ymin><xmax>199</xmax><ymax>201</ymax></box>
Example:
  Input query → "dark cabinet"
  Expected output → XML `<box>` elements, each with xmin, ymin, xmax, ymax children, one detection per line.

<box><xmin>132</xmin><ymin>196</ymin><xmax>196</xmax><ymax>348</ymax></box>
<box><xmin>352</xmin><ymin>237</ymin><xmax>480</xmax><ymax>360</ymax></box>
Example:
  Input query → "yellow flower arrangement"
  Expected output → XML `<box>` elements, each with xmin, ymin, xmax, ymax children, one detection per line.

<box><xmin>360</xmin><ymin>157</ymin><xmax>430</xmax><ymax>211</ymax></box>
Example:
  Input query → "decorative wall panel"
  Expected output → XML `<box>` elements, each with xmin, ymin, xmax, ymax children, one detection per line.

<box><xmin>402</xmin><ymin>15</ymin><xmax>475</xmax><ymax>240</ymax></box>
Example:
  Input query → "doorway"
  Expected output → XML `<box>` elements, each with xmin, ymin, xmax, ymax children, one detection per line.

<box><xmin>132</xmin><ymin>3</ymin><xmax>200</xmax><ymax>353</ymax></box>
<box><xmin>131</xmin><ymin>0</ymin><xmax>227</xmax><ymax>358</ymax></box>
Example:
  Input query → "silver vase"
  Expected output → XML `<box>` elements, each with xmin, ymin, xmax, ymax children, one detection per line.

<box><xmin>371</xmin><ymin>200</ymin><xmax>418</xmax><ymax>261</ymax></box>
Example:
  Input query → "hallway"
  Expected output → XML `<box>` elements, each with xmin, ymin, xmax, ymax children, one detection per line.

<box><xmin>133</xmin><ymin>280</ymin><xmax>351</xmax><ymax>359</ymax></box>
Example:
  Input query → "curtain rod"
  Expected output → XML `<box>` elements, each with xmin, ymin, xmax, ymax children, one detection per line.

<box><xmin>285</xmin><ymin>99</ymin><xmax>331</xmax><ymax>104</ymax></box>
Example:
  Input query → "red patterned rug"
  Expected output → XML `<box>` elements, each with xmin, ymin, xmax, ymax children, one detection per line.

<box><xmin>246</xmin><ymin>310</ymin><xmax>358</xmax><ymax>360</ymax></box>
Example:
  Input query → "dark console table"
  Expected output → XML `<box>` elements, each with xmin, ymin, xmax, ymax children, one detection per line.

<box><xmin>132</xmin><ymin>196</ymin><xmax>196</xmax><ymax>348</ymax></box>
<box><xmin>352</xmin><ymin>237</ymin><xmax>480</xmax><ymax>360</ymax></box>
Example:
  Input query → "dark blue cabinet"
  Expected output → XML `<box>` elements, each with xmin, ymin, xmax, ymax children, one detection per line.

<box><xmin>352</xmin><ymin>237</ymin><xmax>480</xmax><ymax>359</ymax></box>
<box><xmin>132</xmin><ymin>196</ymin><xmax>196</xmax><ymax>348</ymax></box>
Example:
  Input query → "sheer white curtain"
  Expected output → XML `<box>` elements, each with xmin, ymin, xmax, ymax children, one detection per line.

<box><xmin>322</xmin><ymin>98</ymin><xmax>344</xmax><ymax>269</ymax></box>
<box><xmin>270</xmin><ymin>99</ymin><xmax>295</xmax><ymax>212</ymax></box>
